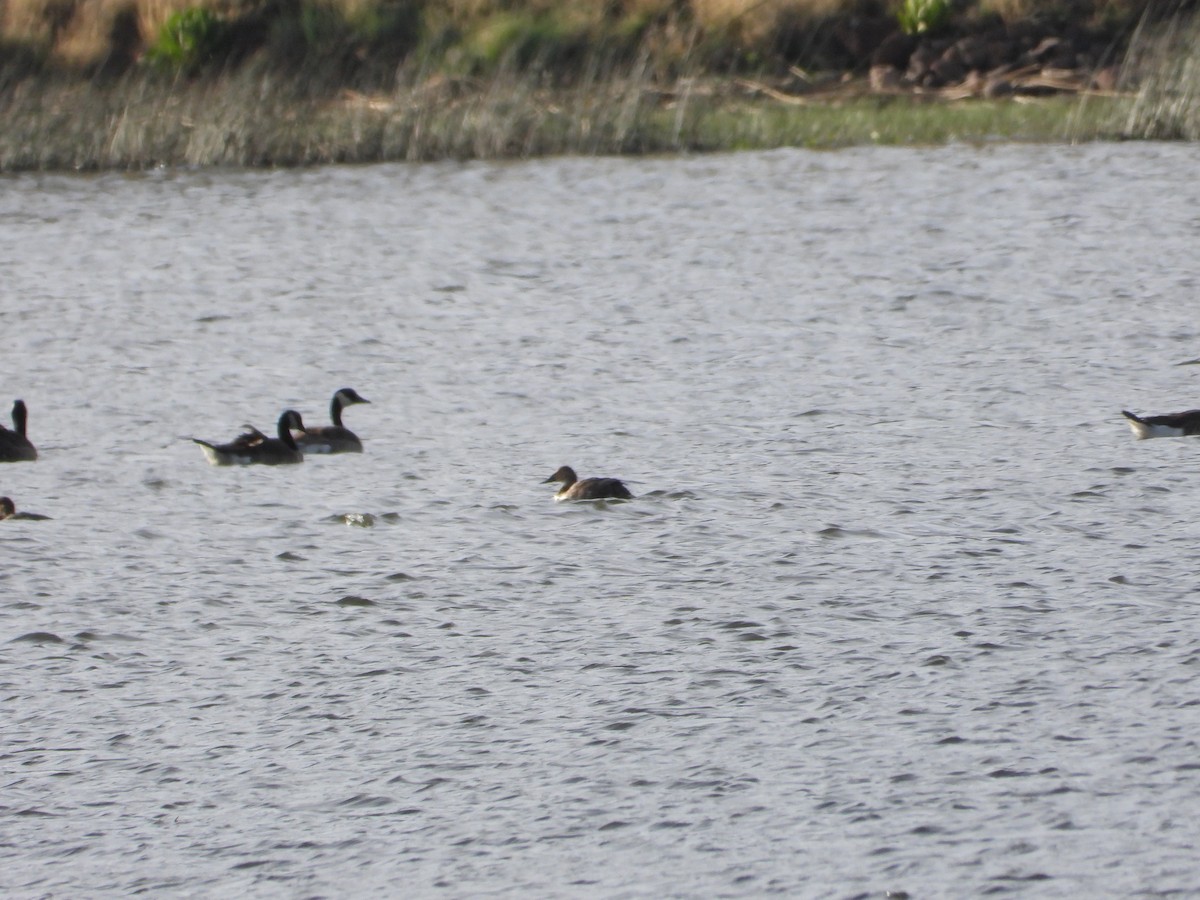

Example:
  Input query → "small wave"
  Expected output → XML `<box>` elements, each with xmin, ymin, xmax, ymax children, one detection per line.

<box><xmin>12</xmin><ymin>632</ymin><xmax>65</xmax><ymax>644</ymax></box>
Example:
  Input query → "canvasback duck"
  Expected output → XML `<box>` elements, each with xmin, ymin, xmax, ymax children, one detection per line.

<box><xmin>193</xmin><ymin>410</ymin><xmax>306</xmax><ymax>465</ymax></box>
<box><xmin>1122</xmin><ymin>408</ymin><xmax>1200</xmax><ymax>440</ymax></box>
<box><xmin>543</xmin><ymin>465</ymin><xmax>633</xmax><ymax>501</ymax></box>
<box><xmin>295</xmin><ymin>388</ymin><xmax>371</xmax><ymax>454</ymax></box>
<box><xmin>0</xmin><ymin>399</ymin><xmax>37</xmax><ymax>462</ymax></box>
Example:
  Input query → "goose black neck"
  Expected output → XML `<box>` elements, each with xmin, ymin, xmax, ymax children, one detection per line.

<box><xmin>12</xmin><ymin>401</ymin><xmax>27</xmax><ymax>438</ymax></box>
<box><xmin>276</xmin><ymin>415</ymin><xmax>298</xmax><ymax>449</ymax></box>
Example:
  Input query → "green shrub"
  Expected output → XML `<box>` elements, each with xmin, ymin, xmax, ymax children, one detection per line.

<box><xmin>144</xmin><ymin>7</ymin><xmax>226</xmax><ymax>74</ymax></box>
<box><xmin>896</xmin><ymin>0</ymin><xmax>952</xmax><ymax>35</ymax></box>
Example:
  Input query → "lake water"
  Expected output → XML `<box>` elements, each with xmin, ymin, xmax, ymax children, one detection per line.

<box><xmin>4</xmin><ymin>142</ymin><xmax>1200</xmax><ymax>898</ymax></box>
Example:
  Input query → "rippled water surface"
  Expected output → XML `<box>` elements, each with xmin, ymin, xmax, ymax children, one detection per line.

<box><xmin>4</xmin><ymin>143</ymin><xmax>1200</xmax><ymax>897</ymax></box>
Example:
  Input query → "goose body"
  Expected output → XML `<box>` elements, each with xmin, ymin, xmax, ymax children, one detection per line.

<box><xmin>193</xmin><ymin>410</ymin><xmax>306</xmax><ymax>466</ymax></box>
<box><xmin>543</xmin><ymin>465</ymin><xmax>633</xmax><ymax>501</ymax></box>
<box><xmin>0</xmin><ymin>400</ymin><xmax>37</xmax><ymax>462</ymax></box>
<box><xmin>295</xmin><ymin>388</ymin><xmax>371</xmax><ymax>454</ymax></box>
<box><xmin>0</xmin><ymin>497</ymin><xmax>49</xmax><ymax>520</ymax></box>
<box><xmin>1122</xmin><ymin>408</ymin><xmax>1200</xmax><ymax>440</ymax></box>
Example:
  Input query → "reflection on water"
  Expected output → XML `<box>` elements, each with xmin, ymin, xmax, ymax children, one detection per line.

<box><xmin>3</xmin><ymin>143</ymin><xmax>1200</xmax><ymax>896</ymax></box>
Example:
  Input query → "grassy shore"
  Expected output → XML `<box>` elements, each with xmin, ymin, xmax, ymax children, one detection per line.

<box><xmin>0</xmin><ymin>1</ymin><xmax>1193</xmax><ymax>170</ymax></box>
<box><xmin>0</xmin><ymin>75</ymin><xmax>1127</xmax><ymax>171</ymax></box>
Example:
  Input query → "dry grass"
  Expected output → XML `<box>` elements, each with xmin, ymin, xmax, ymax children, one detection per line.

<box><xmin>1</xmin><ymin>0</ymin><xmax>229</xmax><ymax>67</ymax></box>
<box><xmin>0</xmin><ymin>61</ymin><xmax>1127</xmax><ymax>171</ymax></box>
<box><xmin>1121</xmin><ymin>8</ymin><xmax>1200</xmax><ymax>138</ymax></box>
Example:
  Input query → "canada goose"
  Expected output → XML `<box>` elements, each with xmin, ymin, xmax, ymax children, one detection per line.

<box><xmin>0</xmin><ymin>399</ymin><xmax>37</xmax><ymax>462</ymax></box>
<box><xmin>295</xmin><ymin>388</ymin><xmax>371</xmax><ymax>454</ymax></box>
<box><xmin>0</xmin><ymin>496</ymin><xmax>49</xmax><ymax>520</ymax></box>
<box><xmin>542</xmin><ymin>465</ymin><xmax>633</xmax><ymax>501</ymax></box>
<box><xmin>193</xmin><ymin>410</ymin><xmax>306</xmax><ymax>465</ymax></box>
<box><xmin>1121</xmin><ymin>408</ymin><xmax>1200</xmax><ymax>440</ymax></box>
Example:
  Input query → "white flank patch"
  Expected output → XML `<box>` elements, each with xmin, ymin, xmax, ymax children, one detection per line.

<box><xmin>195</xmin><ymin>442</ymin><xmax>224</xmax><ymax>466</ymax></box>
<box><xmin>1128</xmin><ymin>420</ymin><xmax>1185</xmax><ymax>440</ymax></box>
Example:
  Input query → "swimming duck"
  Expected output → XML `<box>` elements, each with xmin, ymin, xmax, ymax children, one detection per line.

<box><xmin>1122</xmin><ymin>408</ymin><xmax>1200</xmax><ymax>440</ymax></box>
<box><xmin>193</xmin><ymin>410</ymin><xmax>307</xmax><ymax>465</ymax></box>
<box><xmin>295</xmin><ymin>388</ymin><xmax>371</xmax><ymax>454</ymax></box>
<box><xmin>0</xmin><ymin>399</ymin><xmax>37</xmax><ymax>462</ymax></box>
<box><xmin>0</xmin><ymin>497</ymin><xmax>50</xmax><ymax>520</ymax></box>
<box><xmin>543</xmin><ymin>465</ymin><xmax>633</xmax><ymax>501</ymax></box>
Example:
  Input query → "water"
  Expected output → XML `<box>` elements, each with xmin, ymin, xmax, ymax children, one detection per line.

<box><xmin>3</xmin><ymin>143</ymin><xmax>1200</xmax><ymax>898</ymax></box>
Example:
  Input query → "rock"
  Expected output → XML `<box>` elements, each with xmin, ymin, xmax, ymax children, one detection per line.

<box><xmin>1006</xmin><ymin>19</ymin><xmax>1047</xmax><ymax>51</ymax></box>
<box><xmin>835</xmin><ymin>16</ymin><xmax>897</xmax><ymax>60</ymax></box>
<box><xmin>984</xmin><ymin>38</ymin><xmax>1021</xmax><ymax>69</ymax></box>
<box><xmin>872</xmin><ymin>32</ymin><xmax>917</xmax><ymax>69</ymax></box>
<box><xmin>1030</xmin><ymin>36</ymin><xmax>1078</xmax><ymax>69</ymax></box>
<box><xmin>983</xmin><ymin>76</ymin><xmax>1014</xmax><ymax>98</ymax></box>
<box><xmin>869</xmin><ymin>64</ymin><xmax>903</xmax><ymax>92</ymax></box>
<box><xmin>953</xmin><ymin>35</ymin><xmax>991</xmax><ymax>71</ymax></box>
<box><xmin>959</xmin><ymin>69</ymin><xmax>986</xmax><ymax>96</ymax></box>
<box><xmin>1029</xmin><ymin>36</ymin><xmax>1063</xmax><ymax>61</ymax></box>
<box><xmin>1091</xmin><ymin>66</ymin><xmax>1121</xmax><ymax>92</ymax></box>
<box><xmin>930</xmin><ymin>52</ymin><xmax>967</xmax><ymax>86</ymax></box>
<box><xmin>906</xmin><ymin>42</ymin><xmax>940</xmax><ymax>82</ymax></box>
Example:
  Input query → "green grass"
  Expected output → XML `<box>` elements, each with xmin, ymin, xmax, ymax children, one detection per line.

<box><xmin>615</xmin><ymin>94</ymin><xmax>1123</xmax><ymax>152</ymax></box>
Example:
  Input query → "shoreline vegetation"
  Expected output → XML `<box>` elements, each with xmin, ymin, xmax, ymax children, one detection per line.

<box><xmin>1</xmin><ymin>0</ymin><xmax>1199</xmax><ymax>171</ymax></box>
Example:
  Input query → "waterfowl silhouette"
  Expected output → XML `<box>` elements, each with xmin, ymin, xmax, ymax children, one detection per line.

<box><xmin>295</xmin><ymin>387</ymin><xmax>371</xmax><ymax>454</ymax></box>
<box><xmin>0</xmin><ymin>399</ymin><xmax>37</xmax><ymax>462</ymax></box>
<box><xmin>543</xmin><ymin>465</ymin><xmax>633</xmax><ymax>501</ymax></box>
<box><xmin>0</xmin><ymin>497</ymin><xmax>50</xmax><ymax>520</ymax></box>
<box><xmin>193</xmin><ymin>410</ymin><xmax>307</xmax><ymax>465</ymax></box>
<box><xmin>1122</xmin><ymin>408</ymin><xmax>1200</xmax><ymax>440</ymax></box>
